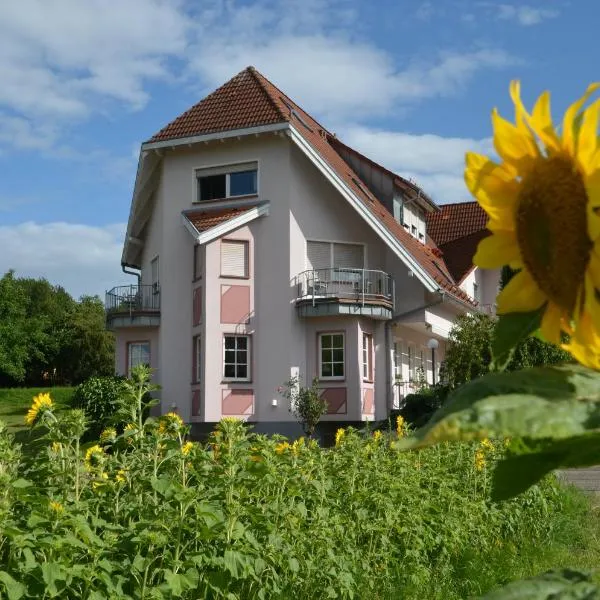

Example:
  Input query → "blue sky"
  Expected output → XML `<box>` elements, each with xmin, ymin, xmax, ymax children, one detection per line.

<box><xmin>0</xmin><ymin>0</ymin><xmax>594</xmax><ymax>298</ymax></box>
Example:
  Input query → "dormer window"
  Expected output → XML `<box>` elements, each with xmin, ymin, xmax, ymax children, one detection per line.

<box><xmin>196</xmin><ymin>162</ymin><xmax>258</xmax><ymax>202</ymax></box>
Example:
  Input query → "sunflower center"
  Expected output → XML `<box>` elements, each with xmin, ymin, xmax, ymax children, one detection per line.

<box><xmin>516</xmin><ymin>155</ymin><xmax>591</xmax><ymax>313</ymax></box>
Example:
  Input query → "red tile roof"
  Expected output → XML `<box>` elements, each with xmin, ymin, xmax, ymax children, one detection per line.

<box><xmin>149</xmin><ymin>67</ymin><xmax>474</xmax><ymax>306</ymax></box>
<box><xmin>185</xmin><ymin>207</ymin><xmax>253</xmax><ymax>233</ymax></box>
<box><xmin>426</xmin><ymin>201</ymin><xmax>488</xmax><ymax>246</ymax></box>
<box><xmin>426</xmin><ymin>202</ymin><xmax>489</xmax><ymax>283</ymax></box>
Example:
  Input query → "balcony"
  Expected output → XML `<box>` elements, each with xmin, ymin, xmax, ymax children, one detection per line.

<box><xmin>105</xmin><ymin>285</ymin><xmax>160</xmax><ymax>330</ymax></box>
<box><xmin>295</xmin><ymin>268</ymin><xmax>394</xmax><ymax>320</ymax></box>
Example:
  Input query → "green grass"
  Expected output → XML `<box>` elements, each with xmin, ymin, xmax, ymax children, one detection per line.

<box><xmin>0</xmin><ymin>386</ymin><xmax>74</xmax><ymax>454</ymax></box>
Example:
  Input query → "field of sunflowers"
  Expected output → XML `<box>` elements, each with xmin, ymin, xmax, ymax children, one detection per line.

<box><xmin>0</xmin><ymin>372</ymin><xmax>598</xmax><ymax>599</ymax></box>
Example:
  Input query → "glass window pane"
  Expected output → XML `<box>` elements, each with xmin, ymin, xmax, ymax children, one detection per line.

<box><xmin>322</xmin><ymin>349</ymin><xmax>332</xmax><ymax>363</ymax></box>
<box><xmin>199</xmin><ymin>174</ymin><xmax>226</xmax><ymax>201</ymax></box>
<box><xmin>237</xmin><ymin>350</ymin><xmax>247</xmax><ymax>365</ymax></box>
<box><xmin>225</xmin><ymin>350</ymin><xmax>235</xmax><ymax>363</ymax></box>
<box><xmin>321</xmin><ymin>335</ymin><xmax>332</xmax><ymax>349</ymax></box>
<box><xmin>229</xmin><ymin>170</ymin><xmax>257</xmax><ymax>196</ymax></box>
<box><xmin>332</xmin><ymin>334</ymin><xmax>344</xmax><ymax>348</ymax></box>
<box><xmin>225</xmin><ymin>336</ymin><xmax>235</xmax><ymax>350</ymax></box>
<box><xmin>224</xmin><ymin>364</ymin><xmax>236</xmax><ymax>378</ymax></box>
<box><xmin>237</xmin><ymin>365</ymin><xmax>247</xmax><ymax>379</ymax></box>
<box><xmin>322</xmin><ymin>363</ymin><xmax>332</xmax><ymax>377</ymax></box>
<box><xmin>333</xmin><ymin>349</ymin><xmax>343</xmax><ymax>362</ymax></box>
<box><xmin>333</xmin><ymin>363</ymin><xmax>344</xmax><ymax>377</ymax></box>
<box><xmin>237</xmin><ymin>336</ymin><xmax>247</xmax><ymax>350</ymax></box>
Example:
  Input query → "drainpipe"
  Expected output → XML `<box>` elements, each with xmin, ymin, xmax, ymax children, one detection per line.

<box><xmin>385</xmin><ymin>290</ymin><xmax>445</xmax><ymax>414</ymax></box>
<box><xmin>122</xmin><ymin>263</ymin><xmax>141</xmax><ymax>287</ymax></box>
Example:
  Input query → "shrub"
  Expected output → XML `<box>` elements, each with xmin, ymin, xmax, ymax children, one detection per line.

<box><xmin>280</xmin><ymin>376</ymin><xmax>327</xmax><ymax>436</ymax></box>
<box><xmin>395</xmin><ymin>383</ymin><xmax>451</xmax><ymax>428</ymax></box>
<box><xmin>71</xmin><ymin>375</ymin><xmax>126</xmax><ymax>435</ymax></box>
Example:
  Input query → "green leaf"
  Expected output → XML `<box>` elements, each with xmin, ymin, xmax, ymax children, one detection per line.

<box><xmin>11</xmin><ymin>479</ymin><xmax>33</xmax><ymax>489</ymax></box>
<box><xmin>288</xmin><ymin>557</ymin><xmax>300</xmax><ymax>573</ymax></box>
<box><xmin>0</xmin><ymin>571</ymin><xmax>26</xmax><ymax>600</ymax></box>
<box><xmin>492</xmin><ymin>307</ymin><xmax>544</xmax><ymax>370</ymax></box>
<box><xmin>401</xmin><ymin>365</ymin><xmax>600</xmax><ymax>448</ymax></box>
<box><xmin>492</xmin><ymin>433</ymin><xmax>600</xmax><ymax>501</ymax></box>
<box><xmin>41</xmin><ymin>562</ymin><xmax>65</xmax><ymax>597</ymax></box>
<box><xmin>481</xmin><ymin>568</ymin><xmax>599</xmax><ymax>599</ymax></box>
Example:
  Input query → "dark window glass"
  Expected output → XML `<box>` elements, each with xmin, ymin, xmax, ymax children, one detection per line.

<box><xmin>333</xmin><ymin>363</ymin><xmax>344</xmax><ymax>377</ymax></box>
<box><xmin>224</xmin><ymin>364</ymin><xmax>236</xmax><ymax>378</ymax></box>
<box><xmin>230</xmin><ymin>170</ymin><xmax>257</xmax><ymax>196</ymax></box>
<box><xmin>322</xmin><ymin>363</ymin><xmax>332</xmax><ymax>377</ymax></box>
<box><xmin>237</xmin><ymin>365</ymin><xmax>247</xmax><ymax>379</ymax></box>
<box><xmin>225</xmin><ymin>336</ymin><xmax>235</xmax><ymax>350</ymax></box>
<box><xmin>199</xmin><ymin>174</ymin><xmax>226</xmax><ymax>201</ymax></box>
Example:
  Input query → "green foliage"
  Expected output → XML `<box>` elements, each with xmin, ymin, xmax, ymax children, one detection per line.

<box><xmin>281</xmin><ymin>376</ymin><xmax>327</xmax><ymax>436</ymax></box>
<box><xmin>0</xmin><ymin>271</ymin><xmax>115</xmax><ymax>387</ymax></box>
<box><xmin>2</xmin><ymin>400</ymin><xmax>596</xmax><ymax>599</ymax></box>
<box><xmin>395</xmin><ymin>384</ymin><xmax>450</xmax><ymax>429</ymax></box>
<box><xmin>443</xmin><ymin>312</ymin><xmax>571</xmax><ymax>389</ymax></box>
<box><xmin>0</xmin><ymin>387</ymin><xmax>74</xmax><ymax>408</ymax></box>
<box><xmin>71</xmin><ymin>376</ymin><xmax>127</xmax><ymax>435</ymax></box>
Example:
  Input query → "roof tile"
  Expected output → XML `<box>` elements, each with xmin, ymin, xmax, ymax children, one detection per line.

<box><xmin>186</xmin><ymin>207</ymin><xmax>253</xmax><ymax>233</ymax></box>
<box><xmin>426</xmin><ymin>201</ymin><xmax>488</xmax><ymax>246</ymax></box>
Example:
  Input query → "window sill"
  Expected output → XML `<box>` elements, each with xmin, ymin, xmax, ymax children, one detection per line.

<box><xmin>219</xmin><ymin>275</ymin><xmax>250</xmax><ymax>280</ymax></box>
<box><xmin>319</xmin><ymin>377</ymin><xmax>345</xmax><ymax>382</ymax></box>
<box><xmin>362</xmin><ymin>379</ymin><xmax>374</xmax><ymax>384</ymax></box>
<box><xmin>221</xmin><ymin>379</ymin><xmax>253</xmax><ymax>384</ymax></box>
<box><xmin>193</xmin><ymin>193</ymin><xmax>259</xmax><ymax>204</ymax></box>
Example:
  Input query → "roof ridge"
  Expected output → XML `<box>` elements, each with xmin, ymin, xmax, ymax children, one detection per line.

<box><xmin>246</xmin><ymin>66</ymin><xmax>290</xmax><ymax>124</ymax></box>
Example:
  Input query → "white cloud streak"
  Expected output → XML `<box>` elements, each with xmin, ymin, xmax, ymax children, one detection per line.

<box><xmin>0</xmin><ymin>222</ymin><xmax>130</xmax><ymax>299</ymax></box>
<box><xmin>496</xmin><ymin>4</ymin><xmax>559</xmax><ymax>26</ymax></box>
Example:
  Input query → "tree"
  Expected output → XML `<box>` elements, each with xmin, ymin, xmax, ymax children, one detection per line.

<box><xmin>442</xmin><ymin>312</ymin><xmax>571</xmax><ymax>389</ymax></box>
<box><xmin>0</xmin><ymin>271</ymin><xmax>29</xmax><ymax>383</ymax></box>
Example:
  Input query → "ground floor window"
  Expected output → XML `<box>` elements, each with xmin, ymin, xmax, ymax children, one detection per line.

<box><xmin>319</xmin><ymin>333</ymin><xmax>345</xmax><ymax>379</ymax></box>
<box><xmin>223</xmin><ymin>335</ymin><xmax>250</xmax><ymax>381</ymax></box>
<box><xmin>362</xmin><ymin>333</ymin><xmax>373</xmax><ymax>381</ymax></box>
<box><xmin>193</xmin><ymin>335</ymin><xmax>201</xmax><ymax>383</ymax></box>
<box><xmin>128</xmin><ymin>342</ymin><xmax>150</xmax><ymax>376</ymax></box>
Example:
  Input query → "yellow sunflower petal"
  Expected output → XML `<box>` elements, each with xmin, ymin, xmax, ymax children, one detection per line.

<box><xmin>509</xmin><ymin>80</ymin><xmax>528</xmax><ymax>128</ymax></box>
<box><xmin>496</xmin><ymin>269</ymin><xmax>546</xmax><ymax>314</ymax></box>
<box><xmin>577</xmin><ymin>98</ymin><xmax>600</xmax><ymax>174</ymax></box>
<box><xmin>563</xmin><ymin>312</ymin><xmax>600</xmax><ymax>370</ymax></box>
<box><xmin>492</xmin><ymin>109</ymin><xmax>539</xmax><ymax>172</ymax></box>
<box><xmin>583</xmin><ymin>247</ymin><xmax>600</xmax><ymax>332</ymax></box>
<box><xmin>529</xmin><ymin>90</ymin><xmax>561</xmax><ymax>152</ymax></box>
<box><xmin>474</xmin><ymin>232</ymin><xmax>522</xmax><ymax>269</ymax></box>
<box><xmin>539</xmin><ymin>302</ymin><xmax>563</xmax><ymax>345</ymax></box>
<box><xmin>464</xmin><ymin>153</ymin><xmax>519</xmax><ymax>228</ymax></box>
<box><xmin>562</xmin><ymin>82</ymin><xmax>600</xmax><ymax>156</ymax></box>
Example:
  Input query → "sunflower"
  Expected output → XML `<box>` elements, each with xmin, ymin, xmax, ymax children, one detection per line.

<box><xmin>84</xmin><ymin>444</ymin><xmax>104</xmax><ymax>471</ymax></box>
<box><xmin>467</xmin><ymin>80</ymin><xmax>600</xmax><ymax>346</ymax></box>
<box><xmin>25</xmin><ymin>392</ymin><xmax>53</xmax><ymax>426</ymax></box>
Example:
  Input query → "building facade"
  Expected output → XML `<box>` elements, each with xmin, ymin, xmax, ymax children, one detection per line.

<box><xmin>106</xmin><ymin>67</ymin><xmax>496</xmax><ymax>434</ymax></box>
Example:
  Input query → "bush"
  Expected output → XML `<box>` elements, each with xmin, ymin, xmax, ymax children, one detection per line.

<box><xmin>71</xmin><ymin>375</ymin><xmax>126</xmax><ymax>435</ymax></box>
<box><xmin>1</xmin><ymin>404</ymin><xmax>598</xmax><ymax>599</ymax></box>
<box><xmin>395</xmin><ymin>384</ymin><xmax>451</xmax><ymax>429</ymax></box>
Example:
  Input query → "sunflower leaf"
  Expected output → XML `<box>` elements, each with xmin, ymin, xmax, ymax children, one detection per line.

<box><xmin>398</xmin><ymin>364</ymin><xmax>600</xmax><ymax>449</ymax></box>
<box><xmin>492</xmin><ymin>307</ymin><xmax>545</xmax><ymax>370</ymax></box>
<box><xmin>492</xmin><ymin>433</ymin><xmax>600</xmax><ymax>500</ymax></box>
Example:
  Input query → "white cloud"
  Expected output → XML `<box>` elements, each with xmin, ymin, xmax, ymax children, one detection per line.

<box><xmin>339</xmin><ymin>125</ymin><xmax>494</xmax><ymax>204</ymax></box>
<box><xmin>186</xmin><ymin>1</ymin><xmax>517</xmax><ymax>119</ymax></box>
<box><xmin>496</xmin><ymin>4</ymin><xmax>559</xmax><ymax>26</ymax></box>
<box><xmin>0</xmin><ymin>222</ymin><xmax>130</xmax><ymax>299</ymax></box>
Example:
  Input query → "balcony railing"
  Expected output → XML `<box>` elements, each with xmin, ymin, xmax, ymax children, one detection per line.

<box><xmin>105</xmin><ymin>285</ymin><xmax>160</xmax><ymax>316</ymax></box>
<box><xmin>296</xmin><ymin>268</ymin><xmax>394</xmax><ymax>309</ymax></box>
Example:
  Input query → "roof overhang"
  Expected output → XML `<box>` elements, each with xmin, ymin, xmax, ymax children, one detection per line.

<box><xmin>122</xmin><ymin>123</ymin><xmax>289</xmax><ymax>268</ymax></box>
<box><xmin>181</xmin><ymin>202</ymin><xmax>270</xmax><ymax>245</ymax></box>
<box><xmin>287</xmin><ymin>125</ymin><xmax>440</xmax><ymax>294</ymax></box>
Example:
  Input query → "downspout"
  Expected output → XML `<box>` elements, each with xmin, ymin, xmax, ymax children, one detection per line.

<box><xmin>385</xmin><ymin>290</ymin><xmax>445</xmax><ymax>414</ymax></box>
<box><xmin>122</xmin><ymin>263</ymin><xmax>141</xmax><ymax>287</ymax></box>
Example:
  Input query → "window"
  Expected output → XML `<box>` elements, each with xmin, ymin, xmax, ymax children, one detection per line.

<box><xmin>306</xmin><ymin>241</ymin><xmax>364</xmax><ymax>270</ymax></box>
<box><xmin>393</xmin><ymin>194</ymin><xmax>404</xmax><ymax>225</ymax></box>
<box><xmin>151</xmin><ymin>256</ymin><xmax>159</xmax><ymax>293</ymax></box>
<box><xmin>473</xmin><ymin>282</ymin><xmax>480</xmax><ymax>302</ymax></box>
<box><xmin>319</xmin><ymin>333</ymin><xmax>344</xmax><ymax>379</ymax></box>
<box><xmin>196</xmin><ymin>163</ymin><xmax>258</xmax><ymax>202</ymax></box>
<box><xmin>362</xmin><ymin>333</ymin><xmax>373</xmax><ymax>381</ymax></box>
<box><xmin>193</xmin><ymin>335</ymin><xmax>201</xmax><ymax>383</ymax></box>
<box><xmin>411</xmin><ymin>225</ymin><xmax>417</xmax><ymax>236</ymax></box>
<box><xmin>193</xmin><ymin>245</ymin><xmax>203</xmax><ymax>280</ymax></box>
<box><xmin>221</xmin><ymin>240</ymin><xmax>249</xmax><ymax>278</ymax></box>
<box><xmin>393</xmin><ymin>341</ymin><xmax>402</xmax><ymax>379</ymax></box>
<box><xmin>223</xmin><ymin>335</ymin><xmax>250</xmax><ymax>381</ymax></box>
<box><xmin>128</xmin><ymin>342</ymin><xmax>150</xmax><ymax>376</ymax></box>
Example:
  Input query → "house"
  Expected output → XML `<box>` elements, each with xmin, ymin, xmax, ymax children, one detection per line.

<box><xmin>106</xmin><ymin>66</ymin><xmax>493</xmax><ymax>436</ymax></box>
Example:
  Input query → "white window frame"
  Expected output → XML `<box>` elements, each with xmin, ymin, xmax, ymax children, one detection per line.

<box><xmin>150</xmin><ymin>256</ymin><xmax>159</xmax><ymax>294</ymax></box>
<box><xmin>306</xmin><ymin>240</ymin><xmax>366</xmax><ymax>270</ymax></box>
<box><xmin>319</xmin><ymin>332</ymin><xmax>345</xmax><ymax>380</ymax></box>
<box><xmin>362</xmin><ymin>333</ymin><xmax>373</xmax><ymax>381</ymax></box>
<box><xmin>195</xmin><ymin>162</ymin><xmax>258</xmax><ymax>202</ymax></box>
<box><xmin>220</xmin><ymin>239</ymin><xmax>249</xmax><ymax>278</ymax></box>
<box><xmin>393</xmin><ymin>341</ymin><xmax>403</xmax><ymax>379</ymax></box>
<box><xmin>407</xmin><ymin>343</ymin><xmax>416</xmax><ymax>382</ymax></box>
<box><xmin>193</xmin><ymin>244</ymin><xmax>203</xmax><ymax>281</ymax></box>
<box><xmin>127</xmin><ymin>341</ymin><xmax>150</xmax><ymax>376</ymax></box>
<box><xmin>223</xmin><ymin>334</ymin><xmax>251</xmax><ymax>382</ymax></box>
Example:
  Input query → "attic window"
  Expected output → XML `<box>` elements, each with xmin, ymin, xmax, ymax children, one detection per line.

<box><xmin>351</xmin><ymin>177</ymin><xmax>371</xmax><ymax>200</ymax></box>
<box><xmin>196</xmin><ymin>162</ymin><xmax>258</xmax><ymax>202</ymax></box>
<box><xmin>280</xmin><ymin>97</ymin><xmax>313</xmax><ymax>132</ymax></box>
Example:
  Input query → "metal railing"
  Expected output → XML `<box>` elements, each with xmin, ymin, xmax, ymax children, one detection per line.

<box><xmin>105</xmin><ymin>285</ymin><xmax>160</xmax><ymax>315</ymax></box>
<box><xmin>296</xmin><ymin>268</ymin><xmax>394</xmax><ymax>308</ymax></box>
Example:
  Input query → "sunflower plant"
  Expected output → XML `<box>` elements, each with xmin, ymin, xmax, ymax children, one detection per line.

<box><xmin>401</xmin><ymin>81</ymin><xmax>600</xmax><ymax>507</ymax></box>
